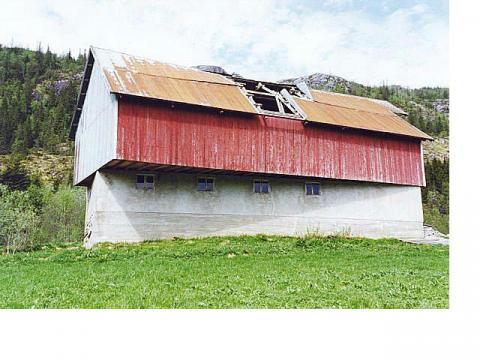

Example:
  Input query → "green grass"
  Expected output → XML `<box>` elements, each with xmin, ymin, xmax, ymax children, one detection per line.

<box><xmin>0</xmin><ymin>235</ymin><xmax>449</xmax><ymax>309</ymax></box>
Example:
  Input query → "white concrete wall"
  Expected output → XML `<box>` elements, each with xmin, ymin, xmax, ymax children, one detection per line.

<box><xmin>83</xmin><ymin>170</ymin><xmax>424</xmax><ymax>247</ymax></box>
<box><xmin>74</xmin><ymin>60</ymin><xmax>117</xmax><ymax>184</ymax></box>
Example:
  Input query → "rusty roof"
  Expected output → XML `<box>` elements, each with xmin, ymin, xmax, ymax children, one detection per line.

<box><xmin>310</xmin><ymin>90</ymin><xmax>393</xmax><ymax>115</ymax></box>
<box><xmin>296</xmin><ymin>90</ymin><xmax>431</xmax><ymax>140</ymax></box>
<box><xmin>69</xmin><ymin>47</ymin><xmax>431</xmax><ymax>140</ymax></box>
<box><xmin>91</xmin><ymin>47</ymin><xmax>257</xmax><ymax>114</ymax></box>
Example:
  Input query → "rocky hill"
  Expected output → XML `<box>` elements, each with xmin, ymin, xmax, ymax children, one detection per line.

<box><xmin>423</xmin><ymin>137</ymin><xmax>449</xmax><ymax>162</ymax></box>
<box><xmin>282</xmin><ymin>73</ymin><xmax>353</xmax><ymax>93</ymax></box>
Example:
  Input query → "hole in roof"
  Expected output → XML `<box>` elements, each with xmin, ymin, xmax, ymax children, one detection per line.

<box><xmin>230</xmin><ymin>77</ymin><xmax>310</xmax><ymax>119</ymax></box>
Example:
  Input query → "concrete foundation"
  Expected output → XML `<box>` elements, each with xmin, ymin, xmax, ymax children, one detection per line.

<box><xmin>84</xmin><ymin>170</ymin><xmax>424</xmax><ymax>248</ymax></box>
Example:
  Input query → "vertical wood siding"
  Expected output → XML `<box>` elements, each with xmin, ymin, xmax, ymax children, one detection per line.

<box><xmin>117</xmin><ymin>99</ymin><xmax>425</xmax><ymax>186</ymax></box>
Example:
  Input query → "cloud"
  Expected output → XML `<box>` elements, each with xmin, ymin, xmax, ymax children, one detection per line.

<box><xmin>0</xmin><ymin>0</ymin><xmax>448</xmax><ymax>87</ymax></box>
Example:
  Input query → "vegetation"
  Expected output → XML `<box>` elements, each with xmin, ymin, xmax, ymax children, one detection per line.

<box><xmin>0</xmin><ymin>235</ymin><xmax>448</xmax><ymax>309</ymax></box>
<box><xmin>0</xmin><ymin>181</ymin><xmax>84</xmax><ymax>254</ymax></box>
<box><xmin>0</xmin><ymin>45</ymin><xmax>85</xmax><ymax>253</ymax></box>
<box><xmin>423</xmin><ymin>159</ymin><xmax>449</xmax><ymax>234</ymax></box>
<box><xmin>0</xmin><ymin>44</ymin><xmax>85</xmax><ymax>155</ymax></box>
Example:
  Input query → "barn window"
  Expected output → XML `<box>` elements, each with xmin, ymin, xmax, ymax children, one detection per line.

<box><xmin>254</xmin><ymin>180</ymin><xmax>270</xmax><ymax>194</ymax></box>
<box><xmin>136</xmin><ymin>174</ymin><xmax>155</xmax><ymax>190</ymax></box>
<box><xmin>305</xmin><ymin>182</ymin><xmax>320</xmax><ymax>196</ymax></box>
<box><xmin>197</xmin><ymin>177</ymin><xmax>214</xmax><ymax>191</ymax></box>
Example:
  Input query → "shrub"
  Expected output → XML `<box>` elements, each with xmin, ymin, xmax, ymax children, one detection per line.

<box><xmin>0</xmin><ymin>185</ymin><xmax>40</xmax><ymax>253</ymax></box>
<box><xmin>0</xmin><ymin>185</ymin><xmax>85</xmax><ymax>253</ymax></box>
<box><xmin>424</xmin><ymin>207</ymin><xmax>449</xmax><ymax>235</ymax></box>
<box><xmin>37</xmin><ymin>186</ymin><xmax>85</xmax><ymax>243</ymax></box>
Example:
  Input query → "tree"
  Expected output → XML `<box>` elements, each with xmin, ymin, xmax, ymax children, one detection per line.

<box><xmin>0</xmin><ymin>155</ymin><xmax>32</xmax><ymax>190</ymax></box>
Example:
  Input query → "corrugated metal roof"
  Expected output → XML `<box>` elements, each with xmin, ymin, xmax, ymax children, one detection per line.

<box><xmin>70</xmin><ymin>47</ymin><xmax>431</xmax><ymax>140</ymax></box>
<box><xmin>310</xmin><ymin>90</ymin><xmax>393</xmax><ymax>115</ymax></box>
<box><xmin>297</xmin><ymin>90</ymin><xmax>431</xmax><ymax>140</ymax></box>
<box><xmin>91</xmin><ymin>47</ymin><xmax>257</xmax><ymax>114</ymax></box>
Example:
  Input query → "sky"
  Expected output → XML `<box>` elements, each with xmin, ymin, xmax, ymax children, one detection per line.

<box><xmin>0</xmin><ymin>0</ymin><xmax>448</xmax><ymax>88</ymax></box>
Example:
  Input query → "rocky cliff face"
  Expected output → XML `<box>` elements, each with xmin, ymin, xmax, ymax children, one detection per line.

<box><xmin>432</xmin><ymin>99</ymin><xmax>449</xmax><ymax>115</ymax></box>
<box><xmin>422</xmin><ymin>137</ymin><xmax>449</xmax><ymax>162</ymax></box>
<box><xmin>281</xmin><ymin>73</ymin><xmax>352</xmax><ymax>92</ymax></box>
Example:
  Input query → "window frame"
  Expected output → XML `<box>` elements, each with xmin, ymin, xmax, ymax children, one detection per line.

<box><xmin>253</xmin><ymin>179</ymin><xmax>270</xmax><ymax>194</ymax></box>
<box><xmin>197</xmin><ymin>176</ymin><xmax>215</xmax><ymax>192</ymax></box>
<box><xmin>305</xmin><ymin>182</ymin><xmax>321</xmax><ymax>196</ymax></box>
<box><xmin>240</xmin><ymin>81</ymin><xmax>305</xmax><ymax>119</ymax></box>
<box><xmin>136</xmin><ymin>173</ymin><xmax>155</xmax><ymax>190</ymax></box>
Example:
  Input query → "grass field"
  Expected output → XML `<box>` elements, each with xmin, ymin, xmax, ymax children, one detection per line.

<box><xmin>0</xmin><ymin>235</ymin><xmax>449</xmax><ymax>309</ymax></box>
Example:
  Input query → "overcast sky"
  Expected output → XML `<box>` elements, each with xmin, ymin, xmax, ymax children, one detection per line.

<box><xmin>0</xmin><ymin>0</ymin><xmax>448</xmax><ymax>88</ymax></box>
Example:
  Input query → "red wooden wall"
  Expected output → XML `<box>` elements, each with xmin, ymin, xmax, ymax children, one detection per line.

<box><xmin>117</xmin><ymin>99</ymin><xmax>425</xmax><ymax>186</ymax></box>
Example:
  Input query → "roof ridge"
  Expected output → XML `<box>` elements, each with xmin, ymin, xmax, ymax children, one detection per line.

<box><xmin>112</xmin><ymin>68</ymin><xmax>236</xmax><ymax>86</ymax></box>
<box><xmin>299</xmin><ymin>95</ymin><xmax>395</xmax><ymax>117</ymax></box>
<box><xmin>309</xmin><ymin>89</ymin><xmax>403</xmax><ymax>110</ymax></box>
<box><xmin>90</xmin><ymin>46</ymin><xmax>207</xmax><ymax>73</ymax></box>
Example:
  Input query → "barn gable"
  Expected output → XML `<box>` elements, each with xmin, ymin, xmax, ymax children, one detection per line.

<box><xmin>73</xmin><ymin>53</ymin><xmax>117</xmax><ymax>185</ymax></box>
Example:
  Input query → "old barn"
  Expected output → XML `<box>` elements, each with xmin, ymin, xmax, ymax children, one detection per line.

<box><xmin>70</xmin><ymin>47</ymin><xmax>431</xmax><ymax>248</ymax></box>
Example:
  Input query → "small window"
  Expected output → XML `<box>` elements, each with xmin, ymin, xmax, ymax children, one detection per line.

<box><xmin>136</xmin><ymin>174</ymin><xmax>154</xmax><ymax>190</ymax></box>
<box><xmin>305</xmin><ymin>182</ymin><xmax>320</xmax><ymax>196</ymax></box>
<box><xmin>254</xmin><ymin>180</ymin><xmax>270</xmax><ymax>194</ymax></box>
<box><xmin>197</xmin><ymin>177</ymin><xmax>214</xmax><ymax>191</ymax></box>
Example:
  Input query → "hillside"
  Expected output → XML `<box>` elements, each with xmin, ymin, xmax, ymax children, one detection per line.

<box><xmin>0</xmin><ymin>45</ymin><xmax>449</xmax><ymax>235</ymax></box>
<box><xmin>0</xmin><ymin>45</ymin><xmax>85</xmax><ymax>156</ymax></box>
<box><xmin>0</xmin><ymin>148</ymin><xmax>73</xmax><ymax>186</ymax></box>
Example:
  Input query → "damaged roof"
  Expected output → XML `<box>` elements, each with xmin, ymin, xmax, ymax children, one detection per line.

<box><xmin>92</xmin><ymin>46</ymin><xmax>256</xmax><ymax>113</ymax></box>
<box><xmin>70</xmin><ymin>47</ymin><xmax>431</xmax><ymax>140</ymax></box>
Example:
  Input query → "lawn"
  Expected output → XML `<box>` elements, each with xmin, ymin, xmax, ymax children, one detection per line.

<box><xmin>0</xmin><ymin>235</ymin><xmax>449</xmax><ymax>309</ymax></box>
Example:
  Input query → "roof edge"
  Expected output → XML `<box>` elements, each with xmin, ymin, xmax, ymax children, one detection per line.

<box><xmin>68</xmin><ymin>48</ymin><xmax>95</xmax><ymax>140</ymax></box>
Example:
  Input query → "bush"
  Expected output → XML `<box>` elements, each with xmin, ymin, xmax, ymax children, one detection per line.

<box><xmin>0</xmin><ymin>185</ymin><xmax>40</xmax><ymax>253</ymax></box>
<box><xmin>0</xmin><ymin>185</ymin><xmax>85</xmax><ymax>253</ymax></box>
<box><xmin>424</xmin><ymin>207</ymin><xmax>449</xmax><ymax>235</ymax></box>
<box><xmin>37</xmin><ymin>186</ymin><xmax>85</xmax><ymax>243</ymax></box>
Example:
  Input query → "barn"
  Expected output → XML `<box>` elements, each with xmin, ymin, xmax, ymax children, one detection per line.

<box><xmin>69</xmin><ymin>47</ymin><xmax>431</xmax><ymax>248</ymax></box>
